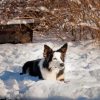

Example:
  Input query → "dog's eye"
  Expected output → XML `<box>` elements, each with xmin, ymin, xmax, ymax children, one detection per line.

<box><xmin>53</xmin><ymin>58</ymin><xmax>57</xmax><ymax>60</ymax></box>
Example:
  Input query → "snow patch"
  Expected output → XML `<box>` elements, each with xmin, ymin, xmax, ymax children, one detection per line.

<box><xmin>0</xmin><ymin>40</ymin><xmax>100</xmax><ymax>99</ymax></box>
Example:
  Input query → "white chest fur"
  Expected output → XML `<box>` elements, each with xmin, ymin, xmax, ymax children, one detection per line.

<box><xmin>38</xmin><ymin>59</ymin><xmax>59</xmax><ymax>80</ymax></box>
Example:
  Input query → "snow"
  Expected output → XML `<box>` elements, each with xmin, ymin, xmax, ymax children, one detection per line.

<box><xmin>0</xmin><ymin>40</ymin><xmax>100</xmax><ymax>100</ymax></box>
<box><xmin>7</xmin><ymin>19</ymin><xmax>34</xmax><ymax>25</ymax></box>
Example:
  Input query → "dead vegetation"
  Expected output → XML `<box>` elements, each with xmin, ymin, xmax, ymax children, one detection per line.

<box><xmin>0</xmin><ymin>24</ymin><xmax>33</xmax><ymax>43</ymax></box>
<box><xmin>0</xmin><ymin>0</ymin><xmax>100</xmax><ymax>44</ymax></box>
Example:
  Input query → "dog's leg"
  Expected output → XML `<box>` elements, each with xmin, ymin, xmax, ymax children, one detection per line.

<box><xmin>56</xmin><ymin>68</ymin><xmax>64</xmax><ymax>81</ymax></box>
<box><xmin>57</xmin><ymin>74</ymin><xmax>64</xmax><ymax>81</ymax></box>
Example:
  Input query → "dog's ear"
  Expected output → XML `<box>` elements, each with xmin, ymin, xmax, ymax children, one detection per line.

<box><xmin>57</xmin><ymin>43</ymin><xmax>68</xmax><ymax>62</ymax></box>
<box><xmin>43</xmin><ymin>45</ymin><xmax>53</xmax><ymax>58</ymax></box>
<box><xmin>57</xmin><ymin>43</ymin><xmax>68</xmax><ymax>53</ymax></box>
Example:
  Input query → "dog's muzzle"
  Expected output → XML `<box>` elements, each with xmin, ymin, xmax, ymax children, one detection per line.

<box><xmin>60</xmin><ymin>63</ymin><xmax>64</xmax><ymax>67</ymax></box>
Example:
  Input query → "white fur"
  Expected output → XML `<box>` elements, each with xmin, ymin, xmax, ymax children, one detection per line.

<box><xmin>53</xmin><ymin>52</ymin><xmax>63</xmax><ymax>64</ymax></box>
<box><xmin>38</xmin><ymin>58</ymin><xmax>59</xmax><ymax>80</ymax></box>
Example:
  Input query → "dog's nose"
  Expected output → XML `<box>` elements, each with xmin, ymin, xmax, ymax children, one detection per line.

<box><xmin>60</xmin><ymin>63</ymin><xmax>64</xmax><ymax>67</ymax></box>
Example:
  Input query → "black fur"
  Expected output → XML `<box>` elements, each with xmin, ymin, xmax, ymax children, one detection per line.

<box><xmin>43</xmin><ymin>60</ymin><xmax>51</xmax><ymax>71</ymax></box>
<box><xmin>20</xmin><ymin>54</ymin><xmax>53</xmax><ymax>79</ymax></box>
<box><xmin>20</xmin><ymin>59</ymin><xmax>43</xmax><ymax>79</ymax></box>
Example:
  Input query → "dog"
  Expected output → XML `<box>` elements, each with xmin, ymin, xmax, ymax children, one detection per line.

<box><xmin>20</xmin><ymin>43</ymin><xmax>68</xmax><ymax>81</ymax></box>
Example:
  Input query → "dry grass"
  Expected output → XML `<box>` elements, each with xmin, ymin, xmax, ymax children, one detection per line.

<box><xmin>0</xmin><ymin>0</ymin><xmax>100</xmax><ymax>44</ymax></box>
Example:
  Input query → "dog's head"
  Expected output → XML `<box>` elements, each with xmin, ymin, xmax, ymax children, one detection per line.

<box><xmin>43</xmin><ymin>43</ymin><xmax>68</xmax><ymax>69</ymax></box>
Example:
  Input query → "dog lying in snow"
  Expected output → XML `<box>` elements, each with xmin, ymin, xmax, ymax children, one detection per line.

<box><xmin>20</xmin><ymin>43</ymin><xmax>68</xmax><ymax>81</ymax></box>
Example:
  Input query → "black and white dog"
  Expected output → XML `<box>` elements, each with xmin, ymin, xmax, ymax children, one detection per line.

<box><xmin>20</xmin><ymin>43</ymin><xmax>68</xmax><ymax>81</ymax></box>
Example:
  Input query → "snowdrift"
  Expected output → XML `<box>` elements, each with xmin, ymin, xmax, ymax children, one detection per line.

<box><xmin>0</xmin><ymin>40</ymin><xmax>100</xmax><ymax>100</ymax></box>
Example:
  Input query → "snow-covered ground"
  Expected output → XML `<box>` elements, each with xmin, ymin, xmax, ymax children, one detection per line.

<box><xmin>0</xmin><ymin>40</ymin><xmax>100</xmax><ymax>100</ymax></box>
